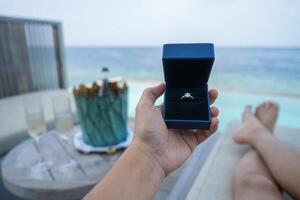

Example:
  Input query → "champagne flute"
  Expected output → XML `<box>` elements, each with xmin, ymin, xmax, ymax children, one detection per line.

<box><xmin>52</xmin><ymin>95</ymin><xmax>74</xmax><ymax>141</ymax></box>
<box><xmin>52</xmin><ymin>95</ymin><xmax>77</xmax><ymax>172</ymax></box>
<box><xmin>24</xmin><ymin>96</ymin><xmax>50</xmax><ymax>173</ymax></box>
<box><xmin>24</xmin><ymin>96</ymin><xmax>46</xmax><ymax>143</ymax></box>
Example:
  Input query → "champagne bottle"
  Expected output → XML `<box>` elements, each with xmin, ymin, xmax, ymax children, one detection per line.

<box><xmin>98</xmin><ymin>67</ymin><xmax>111</xmax><ymax>96</ymax></box>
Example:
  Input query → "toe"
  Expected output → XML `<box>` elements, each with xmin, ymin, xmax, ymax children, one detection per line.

<box><xmin>255</xmin><ymin>103</ymin><xmax>264</xmax><ymax>116</ymax></box>
<box><xmin>263</xmin><ymin>102</ymin><xmax>268</xmax><ymax>109</ymax></box>
<box><xmin>270</xmin><ymin>102</ymin><xmax>280</xmax><ymax>118</ymax></box>
<box><xmin>270</xmin><ymin>101</ymin><xmax>279</xmax><ymax>110</ymax></box>
<box><xmin>265</xmin><ymin>101</ymin><xmax>272</xmax><ymax>109</ymax></box>
<box><xmin>242</xmin><ymin>105</ymin><xmax>253</xmax><ymax>122</ymax></box>
<box><xmin>258</xmin><ymin>102</ymin><xmax>265</xmax><ymax>109</ymax></box>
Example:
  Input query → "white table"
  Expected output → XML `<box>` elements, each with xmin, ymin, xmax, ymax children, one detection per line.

<box><xmin>1</xmin><ymin>126</ymin><xmax>123</xmax><ymax>200</ymax></box>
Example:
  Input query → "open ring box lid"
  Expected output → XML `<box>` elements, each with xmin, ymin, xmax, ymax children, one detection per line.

<box><xmin>162</xmin><ymin>43</ymin><xmax>215</xmax><ymax>129</ymax></box>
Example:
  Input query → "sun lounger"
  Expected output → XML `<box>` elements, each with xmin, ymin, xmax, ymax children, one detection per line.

<box><xmin>168</xmin><ymin>119</ymin><xmax>299</xmax><ymax>199</ymax></box>
<box><xmin>183</xmin><ymin>119</ymin><xmax>300</xmax><ymax>200</ymax></box>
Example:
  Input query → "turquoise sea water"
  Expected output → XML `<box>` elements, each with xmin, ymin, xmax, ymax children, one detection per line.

<box><xmin>66</xmin><ymin>47</ymin><xmax>300</xmax><ymax>131</ymax></box>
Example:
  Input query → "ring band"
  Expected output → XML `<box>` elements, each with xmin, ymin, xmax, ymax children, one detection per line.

<box><xmin>180</xmin><ymin>92</ymin><xmax>194</xmax><ymax>100</ymax></box>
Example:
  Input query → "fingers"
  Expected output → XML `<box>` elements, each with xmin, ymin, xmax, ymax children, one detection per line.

<box><xmin>194</xmin><ymin>117</ymin><xmax>219</xmax><ymax>143</ymax></box>
<box><xmin>209</xmin><ymin>117</ymin><xmax>219</xmax><ymax>134</ymax></box>
<box><xmin>209</xmin><ymin>89</ymin><xmax>219</xmax><ymax>121</ymax></box>
<box><xmin>209</xmin><ymin>88</ymin><xmax>218</xmax><ymax>105</ymax></box>
<box><xmin>138</xmin><ymin>83</ymin><xmax>165</xmax><ymax>106</ymax></box>
<box><xmin>183</xmin><ymin>117</ymin><xmax>219</xmax><ymax>135</ymax></box>
<box><xmin>211</xmin><ymin>106</ymin><xmax>219</xmax><ymax>118</ymax></box>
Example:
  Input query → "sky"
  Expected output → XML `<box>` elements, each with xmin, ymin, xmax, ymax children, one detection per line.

<box><xmin>0</xmin><ymin>0</ymin><xmax>299</xmax><ymax>47</ymax></box>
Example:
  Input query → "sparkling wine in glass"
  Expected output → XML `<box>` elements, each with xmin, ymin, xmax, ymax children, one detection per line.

<box><xmin>24</xmin><ymin>96</ymin><xmax>50</xmax><ymax>174</ymax></box>
<box><xmin>52</xmin><ymin>95</ymin><xmax>74</xmax><ymax>140</ymax></box>
<box><xmin>52</xmin><ymin>95</ymin><xmax>76</xmax><ymax>172</ymax></box>
<box><xmin>24</xmin><ymin>96</ymin><xmax>46</xmax><ymax>142</ymax></box>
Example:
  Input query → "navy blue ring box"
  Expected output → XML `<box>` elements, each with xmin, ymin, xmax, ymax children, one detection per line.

<box><xmin>162</xmin><ymin>43</ymin><xmax>215</xmax><ymax>129</ymax></box>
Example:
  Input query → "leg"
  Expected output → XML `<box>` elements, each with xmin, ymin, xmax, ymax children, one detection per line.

<box><xmin>234</xmin><ymin>102</ymin><xmax>300</xmax><ymax>199</ymax></box>
<box><xmin>233</xmin><ymin>150</ymin><xmax>282</xmax><ymax>200</ymax></box>
<box><xmin>233</xmin><ymin>104</ymin><xmax>282</xmax><ymax>200</ymax></box>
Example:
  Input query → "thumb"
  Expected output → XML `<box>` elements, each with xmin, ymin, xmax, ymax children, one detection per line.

<box><xmin>138</xmin><ymin>83</ymin><xmax>165</xmax><ymax>106</ymax></box>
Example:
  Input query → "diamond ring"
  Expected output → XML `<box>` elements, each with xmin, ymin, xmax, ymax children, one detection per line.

<box><xmin>180</xmin><ymin>92</ymin><xmax>194</xmax><ymax>100</ymax></box>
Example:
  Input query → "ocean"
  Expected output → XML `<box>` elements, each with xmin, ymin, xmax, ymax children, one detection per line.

<box><xmin>65</xmin><ymin>47</ymin><xmax>300</xmax><ymax>130</ymax></box>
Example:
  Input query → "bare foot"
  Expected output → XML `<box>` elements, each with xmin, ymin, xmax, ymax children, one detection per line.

<box><xmin>255</xmin><ymin>101</ymin><xmax>279</xmax><ymax>133</ymax></box>
<box><xmin>233</xmin><ymin>106</ymin><xmax>271</xmax><ymax>145</ymax></box>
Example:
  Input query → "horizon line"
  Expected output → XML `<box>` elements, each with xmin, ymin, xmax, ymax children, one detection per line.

<box><xmin>65</xmin><ymin>45</ymin><xmax>300</xmax><ymax>49</ymax></box>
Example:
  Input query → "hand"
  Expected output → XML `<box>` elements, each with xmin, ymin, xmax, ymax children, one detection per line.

<box><xmin>132</xmin><ymin>83</ymin><xmax>219</xmax><ymax>176</ymax></box>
